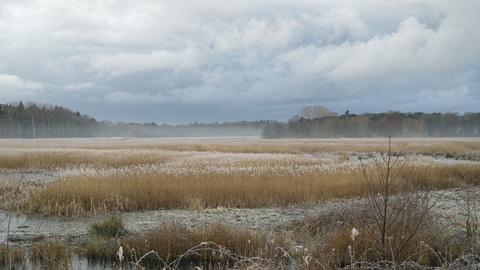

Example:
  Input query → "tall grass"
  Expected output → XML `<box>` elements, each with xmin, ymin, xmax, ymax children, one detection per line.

<box><xmin>1</xmin><ymin>137</ymin><xmax>480</xmax><ymax>169</ymax></box>
<box><xmin>0</xmin><ymin>238</ymin><xmax>71</xmax><ymax>269</ymax></box>
<box><xmin>28</xmin><ymin>237</ymin><xmax>71</xmax><ymax>269</ymax></box>
<box><xmin>19</xmin><ymin>152</ymin><xmax>476</xmax><ymax>216</ymax></box>
<box><xmin>88</xmin><ymin>214</ymin><xmax>128</xmax><ymax>239</ymax></box>
<box><xmin>1</xmin><ymin>138</ymin><xmax>478</xmax><ymax>215</ymax></box>
<box><xmin>117</xmin><ymin>221</ymin><xmax>270</xmax><ymax>265</ymax></box>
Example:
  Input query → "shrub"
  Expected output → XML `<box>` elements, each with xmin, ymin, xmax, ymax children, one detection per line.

<box><xmin>344</xmin><ymin>137</ymin><xmax>437</xmax><ymax>264</ymax></box>
<box><xmin>87</xmin><ymin>214</ymin><xmax>128</xmax><ymax>239</ymax></box>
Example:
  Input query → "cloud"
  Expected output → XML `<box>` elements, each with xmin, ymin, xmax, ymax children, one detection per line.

<box><xmin>45</xmin><ymin>55</ymin><xmax>89</xmax><ymax>74</ymax></box>
<box><xmin>0</xmin><ymin>74</ymin><xmax>45</xmax><ymax>99</ymax></box>
<box><xmin>1</xmin><ymin>0</ymin><xmax>480</xmax><ymax>123</ymax></box>
<box><xmin>103</xmin><ymin>86</ymin><xmax>236</xmax><ymax>105</ymax></box>
<box><xmin>278</xmin><ymin>12</ymin><xmax>480</xmax><ymax>85</ymax></box>
<box><xmin>212</xmin><ymin>16</ymin><xmax>301</xmax><ymax>52</ymax></box>
<box><xmin>397</xmin><ymin>85</ymin><xmax>479</xmax><ymax>113</ymax></box>
<box><xmin>89</xmin><ymin>47</ymin><xmax>201</xmax><ymax>76</ymax></box>
<box><xmin>301</xmin><ymin>6</ymin><xmax>369</xmax><ymax>43</ymax></box>
<box><xmin>103</xmin><ymin>91</ymin><xmax>173</xmax><ymax>104</ymax></box>
<box><xmin>62</xmin><ymin>82</ymin><xmax>95</xmax><ymax>92</ymax></box>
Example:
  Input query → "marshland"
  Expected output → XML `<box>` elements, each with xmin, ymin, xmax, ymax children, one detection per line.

<box><xmin>1</xmin><ymin>137</ymin><xmax>480</xmax><ymax>269</ymax></box>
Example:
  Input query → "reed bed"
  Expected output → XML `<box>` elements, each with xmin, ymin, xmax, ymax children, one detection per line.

<box><xmin>0</xmin><ymin>238</ymin><xmax>70</xmax><ymax>269</ymax></box>
<box><xmin>0</xmin><ymin>137</ymin><xmax>478</xmax><ymax>216</ymax></box>
<box><xmin>117</xmin><ymin>221</ymin><xmax>271</xmax><ymax>264</ymax></box>
<box><xmin>1</xmin><ymin>137</ymin><xmax>480</xmax><ymax>169</ymax></box>
<box><xmin>19</xmin><ymin>150</ymin><xmax>477</xmax><ymax>216</ymax></box>
<box><xmin>0</xmin><ymin>148</ymin><xmax>192</xmax><ymax>169</ymax></box>
<box><xmin>85</xmin><ymin>220</ymin><xmax>284</xmax><ymax>268</ymax></box>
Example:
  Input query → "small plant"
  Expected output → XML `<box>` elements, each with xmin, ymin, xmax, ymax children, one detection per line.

<box><xmin>87</xmin><ymin>214</ymin><xmax>128</xmax><ymax>239</ymax></box>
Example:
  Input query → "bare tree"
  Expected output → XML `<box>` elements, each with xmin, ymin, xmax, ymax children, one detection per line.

<box><xmin>299</xmin><ymin>105</ymin><xmax>338</xmax><ymax>120</ymax></box>
<box><xmin>312</xmin><ymin>105</ymin><xmax>339</xmax><ymax>119</ymax></box>
<box><xmin>346</xmin><ymin>137</ymin><xmax>436</xmax><ymax>263</ymax></box>
<box><xmin>299</xmin><ymin>106</ymin><xmax>314</xmax><ymax>120</ymax></box>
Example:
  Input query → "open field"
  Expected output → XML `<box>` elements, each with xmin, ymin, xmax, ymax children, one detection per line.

<box><xmin>0</xmin><ymin>137</ymin><xmax>480</xmax><ymax>269</ymax></box>
<box><xmin>2</xmin><ymin>137</ymin><xmax>480</xmax><ymax>155</ymax></box>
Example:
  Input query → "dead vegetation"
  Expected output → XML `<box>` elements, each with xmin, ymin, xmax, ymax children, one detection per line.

<box><xmin>14</xmin><ymin>151</ymin><xmax>478</xmax><ymax>216</ymax></box>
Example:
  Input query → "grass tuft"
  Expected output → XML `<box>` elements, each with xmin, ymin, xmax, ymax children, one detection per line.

<box><xmin>87</xmin><ymin>214</ymin><xmax>128</xmax><ymax>239</ymax></box>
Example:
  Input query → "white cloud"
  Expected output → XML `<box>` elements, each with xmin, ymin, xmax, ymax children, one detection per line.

<box><xmin>89</xmin><ymin>47</ymin><xmax>201</xmax><ymax>76</ymax></box>
<box><xmin>301</xmin><ymin>6</ymin><xmax>369</xmax><ymax>43</ymax></box>
<box><xmin>212</xmin><ymin>16</ymin><xmax>300</xmax><ymax>52</ymax></box>
<box><xmin>62</xmin><ymin>82</ymin><xmax>95</xmax><ymax>92</ymax></box>
<box><xmin>0</xmin><ymin>74</ymin><xmax>45</xmax><ymax>99</ymax></box>
<box><xmin>104</xmin><ymin>91</ymin><xmax>174</xmax><ymax>104</ymax></box>
<box><xmin>277</xmin><ymin>7</ymin><xmax>480</xmax><ymax>84</ymax></box>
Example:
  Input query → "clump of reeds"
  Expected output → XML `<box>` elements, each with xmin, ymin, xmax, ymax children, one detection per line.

<box><xmin>0</xmin><ymin>244</ymin><xmax>26</xmax><ymax>268</ymax></box>
<box><xmin>87</xmin><ymin>214</ymin><xmax>128</xmax><ymax>239</ymax></box>
<box><xmin>29</xmin><ymin>237</ymin><xmax>71</xmax><ymax>269</ymax></box>
<box><xmin>83</xmin><ymin>220</ymin><xmax>275</xmax><ymax>269</ymax></box>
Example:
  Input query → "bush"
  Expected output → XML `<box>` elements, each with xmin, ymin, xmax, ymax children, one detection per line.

<box><xmin>88</xmin><ymin>214</ymin><xmax>128</xmax><ymax>239</ymax></box>
<box><xmin>344</xmin><ymin>137</ymin><xmax>437</xmax><ymax>263</ymax></box>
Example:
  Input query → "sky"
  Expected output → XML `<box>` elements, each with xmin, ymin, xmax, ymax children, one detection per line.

<box><xmin>0</xmin><ymin>0</ymin><xmax>479</xmax><ymax>124</ymax></box>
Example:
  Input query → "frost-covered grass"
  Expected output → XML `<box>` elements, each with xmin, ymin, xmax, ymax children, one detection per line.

<box><xmin>0</xmin><ymin>138</ymin><xmax>479</xmax><ymax>215</ymax></box>
<box><xmin>18</xmin><ymin>151</ymin><xmax>479</xmax><ymax>216</ymax></box>
<box><xmin>1</xmin><ymin>137</ymin><xmax>480</xmax><ymax>164</ymax></box>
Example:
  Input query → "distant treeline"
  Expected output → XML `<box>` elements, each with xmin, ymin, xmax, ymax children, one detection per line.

<box><xmin>0</xmin><ymin>101</ymin><xmax>268</xmax><ymax>138</ymax></box>
<box><xmin>263</xmin><ymin>110</ymin><xmax>480</xmax><ymax>138</ymax></box>
<box><xmin>4</xmin><ymin>101</ymin><xmax>478</xmax><ymax>139</ymax></box>
<box><xmin>0</xmin><ymin>101</ymin><xmax>97</xmax><ymax>138</ymax></box>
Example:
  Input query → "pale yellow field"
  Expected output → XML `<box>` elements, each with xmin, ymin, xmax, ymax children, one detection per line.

<box><xmin>1</xmin><ymin>137</ymin><xmax>480</xmax><ymax>153</ymax></box>
<box><xmin>1</xmin><ymin>137</ymin><xmax>479</xmax><ymax>216</ymax></box>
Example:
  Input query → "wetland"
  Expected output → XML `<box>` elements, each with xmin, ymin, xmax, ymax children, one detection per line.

<box><xmin>0</xmin><ymin>137</ymin><xmax>480</xmax><ymax>269</ymax></box>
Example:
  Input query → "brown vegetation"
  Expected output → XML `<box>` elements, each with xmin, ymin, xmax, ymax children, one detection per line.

<box><xmin>0</xmin><ymin>138</ymin><xmax>477</xmax><ymax>215</ymax></box>
<box><xmin>16</xmin><ymin>152</ymin><xmax>477</xmax><ymax>215</ymax></box>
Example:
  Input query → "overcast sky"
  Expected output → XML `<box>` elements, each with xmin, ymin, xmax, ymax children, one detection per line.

<box><xmin>1</xmin><ymin>0</ymin><xmax>479</xmax><ymax>124</ymax></box>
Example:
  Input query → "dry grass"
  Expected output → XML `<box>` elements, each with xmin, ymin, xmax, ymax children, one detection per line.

<box><xmin>84</xmin><ymin>220</ymin><xmax>274</xmax><ymax>269</ymax></box>
<box><xmin>79</xmin><ymin>213</ymin><xmax>451</xmax><ymax>269</ymax></box>
<box><xmin>15</xmin><ymin>151</ymin><xmax>478</xmax><ymax>215</ymax></box>
<box><xmin>1</xmin><ymin>137</ymin><xmax>480</xmax><ymax>169</ymax></box>
<box><xmin>0</xmin><ymin>138</ymin><xmax>479</xmax><ymax>268</ymax></box>
<box><xmin>0</xmin><ymin>244</ymin><xmax>26</xmax><ymax>267</ymax></box>
<box><xmin>284</xmin><ymin>204</ymin><xmax>446</xmax><ymax>268</ymax></box>
<box><xmin>0</xmin><ymin>238</ymin><xmax>71</xmax><ymax>269</ymax></box>
<box><xmin>0</xmin><ymin>137</ymin><xmax>478</xmax><ymax>216</ymax></box>
<box><xmin>28</xmin><ymin>237</ymin><xmax>71</xmax><ymax>269</ymax></box>
<box><xmin>87</xmin><ymin>214</ymin><xmax>128</xmax><ymax>239</ymax></box>
<box><xmin>122</xmin><ymin>221</ymin><xmax>269</xmax><ymax>263</ymax></box>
